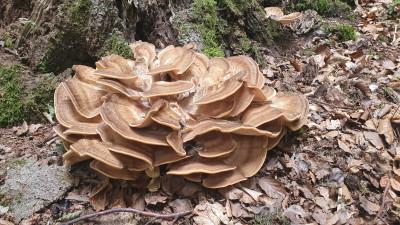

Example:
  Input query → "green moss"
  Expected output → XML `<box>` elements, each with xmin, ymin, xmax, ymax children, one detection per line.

<box><xmin>293</xmin><ymin>0</ymin><xmax>352</xmax><ymax>17</ymax></box>
<box><xmin>172</xmin><ymin>16</ymin><xmax>189</xmax><ymax>38</ymax></box>
<box><xmin>97</xmin><ymin>35</ymin><xmax>134</xmax><ymax>59</ymax></box>
<box><xmin>0</xmin><ymin>64</ymin><xmax>58</xmax><ymax>127</ymax></box>
<box><xmin>0</xmin><ymin>192</ymin><xmax>12</xmax><ymax>208</ymax></box>
<box><xmin>66</xmin><ymin>0</ymin><xmax>93</xmax><ymax>27</ymax></box>
<box><xmin>378</xmin><ymin>35</ymin><xmax>388</xmax><ymax>42</ymax></box>
<box><xmin>313</xmin><ymin>0</ymin><xmax>333</xmax><ymax>15</ymax></box>
<box><xmin>191</xmin><ymin>0</ymin><xmax>225</xmax><ymax>58</ymax></box>
<box><xmin>335</xmin><ymin>24</ymin><xmax>356</xmax><ymax>42</ymax></box>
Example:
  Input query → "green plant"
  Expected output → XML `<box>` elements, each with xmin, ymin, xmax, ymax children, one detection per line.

<box><xmin>378</xmin><ymin>35</ymin><xmax>388</xmax><ymax>42</ymax></box>
<box><xmin>0</xmin><ymin>65</ymin><xmax>59</xmax><ymax>127</ymax></box>
<box><xmin>191</xmin><ymin>0</ymin><xmax>225</xmax><ymax>58</ymax></box>
<box><xmin>382</xmin><ymin>87</ymin><xmax>394</xmax><ymax>93</ymax></box>
<box><xmin>24</xmin><ymin>20</ymin><xmax>36</xmax><ymax>28</ymax></box>
<box><xmin>347</xmin><ymin>12</ymin><xmax>356</xmax><ymax>21</ymax></box>
<box><xmin>387</xmin><ymin>1</ymin><xmax>400</xmax><ymax>16</ymax></box>
<box><xmin>335</xmin><ymin>24</ymin><xmax>356</xmax><ymax>42</ymax></box>
<box><xmin>97</xmin><ymin>35</ymin><xmax>134</xmax><ymax>59</ymax></box>
<box><xmin>395</xmin><ymin>75</ymin><xmax>400</xmax><ymax>80</ymax></box>
<box><xmin>374</xmin><ymin>105</ymin><xmax>383</xmax><ymax>109</ymax></box>
<box><xmin>0</xmin><ymin>192</ymin><xmax>12</xmax><ymax>208</ymax></box>
<box><xmin>313</xmin><ymin>0</ymin><xmax>333</xmax><ymax>15</ymax></box>
<box><xmin>172</xmin><ymin>16</ymin><xmax>189</xmax><ymax>38</ymax></box>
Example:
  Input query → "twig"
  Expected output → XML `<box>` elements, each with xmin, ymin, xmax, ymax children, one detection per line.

<box><xmin>374</xmin><ymin>173</ymin><xmax>391</xmax><ymax>223</ymax></box>
<box><xmin>59</xmin><ymin>208</ymin><xmax>191</xmax><ymax>225</ymax></box>
<box><xmin>283</xmin><ymin>83</ymin><xmax>353</xmax><ymax>109</ymax></box>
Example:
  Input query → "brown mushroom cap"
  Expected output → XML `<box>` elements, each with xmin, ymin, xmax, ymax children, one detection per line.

<box><xmin>90</xmin><ymin>160</ymin><xmax>140</xmax><ymax>180</ymax></box>
<box><xmin>195</xmin><ymin>132</ymin><xmax>236</xmax><ymax>158</ymax></box>
<box><xmin>100</xmin><ymin>94</ymin><xmax>170</xmax><ymax>145</ymax></box>
<box><xmin>264</xmin><ymin>7</ymin><xmax>284</xmax><ymax>19</ymax></box>
<box><xmin>167</xmin><ymin>157</ymin><xmax>236</xmax><ymax>175</ymax></box>
<box><xmin>279</xmin><ymin>12</ymin><xmax>301</xmax><ymax>25</ymax></box>
<box><xmin>54</xmin><ymin>84</ymin><xmax>101</xmax><ymax>135</ymax></box>
<box><xmin>130</xmin><ymin>41</ymin><xmax>156</xmax><ymax>64</ymax></box>
<box><xmin>140</xmin><ymin>80</ymin><xmax>195</xmax><ymax>97</ymax></box>
<box><xmin>63</xmin><ymin>77</ymin><xmax>107</xmax><ymax>118</ymax></box>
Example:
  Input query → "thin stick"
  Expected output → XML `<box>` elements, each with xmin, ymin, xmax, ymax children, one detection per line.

<box><xmin>59</xmin><ymin>208</ymin><xmax>191</xmax><ymax>225</ymax></box>
<box><xmin>374</xmin><ymin>174</ymin><xmax>391</xmax><ymax>223</ymax></box>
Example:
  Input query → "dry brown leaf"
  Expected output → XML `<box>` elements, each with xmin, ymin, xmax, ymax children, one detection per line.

<box><xmin>193</xmin><ymin>202</ymin><xmax>229</xmax><ymax>225</ymax></box>
<box><xmin>391</xmin><ymin>176</ymin><xmax>400</xmax><ymax>192</ymax></box>
<box><xmin>291</xmin><ymin>59</ymin><xmax>303</xmax><ymax>72</ymax></box>
<box><xmin>283</xmin><ymin>204</ymin><xmax>310</xmax><ymax>224</ymax></box>
<box><xmin>360</xmin><ymin>196</ymin><xmax>380</xmax><ymax>215</ymax></box>
<box><xmin>89</xmin><ymin>179</ymin><xmax>112</xmax><ymax>212</ymax></box>
<box><xmin>15</xmin><ymin>121</ymin><xmax>28</xmax><ymax>136</ymax></box>
<box><xmin>312</xmin><ymin>207</ymin><xmax>332</xmax><ymax>225</ymax></box>
<box><xmin>130</xmin><ymin>192</ymin><xmax>145</xmax><ymax>210</ymax></box>
<box><xmin>315</xmin><ymin>44</ymin><xmax>331</xmax><ymax>57</ymax></box>
<box><xmin>310</xmin><ymin>171</ymin><xmax>316</xmax><ymax>184</ymax></box>
<box><xmin>219</xmin><ymin>186</ymin><xmax>243</xmax><ymax>200</ymax></box>
<box><xmin>363</xmin><ymin>131</ymin><xmax>385</xmax><ymax>149</ymax></box>
<box><xmin>170</xmin><ymin>199</ymin><xmax>193</xmax><ymax>213</ymax></box>
<box><xmin>340</xmin><ymin>184</ymin><xmax>354</xmax><ymax>203</ymax></box>
<box><xmin>394</xmin><ymin>168</ymin><xmax>400</xmax><ymax>177</ymax></box>
<box><xmin>258</xmin><ymin>177</ymin><xmax>286</xmax><ymax>199</ymax></box>
<box><xmin>144</xmin><ymin>192</ymin><xmax>168</xmax><ymax>205</ymax></box>
<box><xmin>338</xmin><ymin>140</ymin><xmax>351</xmax><ymax>153</ymax></box>
<box><xmin>230</xmin><ymin>202</ymin><xmax>252</xmax><ymax>218</ymax></box>
<box><xmin>377</xmin><ymin>117</ymin><xmax>395</xmax><ymax>145</ymax></box>
<box><xmin>354</xmin><ymin>81</ymin><xmax>371</xmax><ymax>94</ymax></box>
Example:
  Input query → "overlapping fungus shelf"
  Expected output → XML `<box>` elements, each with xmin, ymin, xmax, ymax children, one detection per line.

<box><xmin>54</xmin><ymin>42</ymin><xmax>309</xmax><ymax>188</ymax></box>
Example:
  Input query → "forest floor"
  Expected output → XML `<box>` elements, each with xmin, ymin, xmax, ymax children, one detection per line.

<box><xmin>1</xmin><ymin>1</ymin><xmax>400</xmax><ymax>225</ymax></box>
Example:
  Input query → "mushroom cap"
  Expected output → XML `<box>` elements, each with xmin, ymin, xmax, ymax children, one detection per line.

<box><xmin>167</xmin><ymin>157</ymin><xmax>236</xmax><ymax>175</ymax></box>
<box><xmin>63</xmin><ymin>77</ymin><xmax>107</xmax><ymax>118</ymax></box>
<box><xmin>130</xmin><ymin>41</ymin><xmax>156</xmax><ymax>63</ymax></box>
<box><xmin>193</xmin><ymin>70</ymin><xmax>247</xmax><ymax>105</ymax></box>
<box><xmin>63</xmin><ymin>150</ymin><xmax>91</xmax><ymax>167</ymax></box>
<box><xmin>90</xmin><ymin>160</ymin><xmax>140</xmax><ymax>180</ymax></box>
<box><xmin>264</xmin><ymin>7</ymin><xmax>284</xmax><ymax>18</ymax></box>
<box><xmin>279</xmin><ymin>12</ymin><xmax>301</xmax><ymax>24</ymax></box>
<box><xmin>100</xmin><ymin>94</ymin><xmax>170</xmax><ymax>146</ymax></box>
<box><xmin>54</xmin><ymin>84</ymin><xmax>101</xmax><ymax>135</ymax></box>
<box><xmin>140</xmin><ymin>80</ymin><xmax>195</xmax><ymax>97</ymax></box>
<box><xmin>195</xmin><ymin>132</ymin><xmax>236</xmax><ymax>158</ymax></box>
<box><xmin>147</xmin><ymin>46</ymin><xmax>196</xmax><ymax>75</ymax></box>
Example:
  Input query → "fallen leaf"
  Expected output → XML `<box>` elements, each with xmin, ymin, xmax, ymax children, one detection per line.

<box><xmin>144</xmin><ymin>192</ymin><xmax>168</xmax><ymax>205</ymax></box>
<box><xmin>258</xmin><ymin>177</ymin><xmax>286</xmax><ymax>199</ymax></box>
<box><xmin>359</xmin><ymin>196</ymin><xmax>380</xmax><ymax>215</ymax></box>
<box><xmin>176</xmin><ymin>182</ymin><xmax>202</xmax><ymax>197</ymax></box>
<box><xmin>312</xmin><ymin>207</ymin><xmax>332</xmax><ymax>225</ymax></box>
<box><xmin>170</xmin><ymin>199</ymin><xmax>193</xmax><ymax>213</ymax></box>
<box><xmin>130</xmin><ymin>192</ymin><xmax>145</xmax><ymax>210</ymax></box>
<box><xmin>219</xmin><ymin>186</ymin><xmax>243</xmax><ymax>200</ymax></box>
<box><xmin>377</xmin><ymin>117</ymin><xmax>395</xmax><ymax>145</ymax></box>
<box><xmin>391</xmin><ymin>176</ymin><xmax>400</xmax><ymax>192</ymax></box>
<box><xmin>89</xmin><ymin>179</ymin><xmax>112</xmax><ymax>211</ymax></box>
<box><xmin>340</xmin><ymin>184</ymin><xmax>354</xmax><ymax>203</ymax></box>
<box><xmin>283</xmin><ymin>204</ymin><xmax>310</xmax><ymax>224</ymax></box>
<box><xmin>15</xmin><ymin>121</ymin><xmax>28</xmax><ymax>136</ymax></box>
<box><xmin>230</xmin><ymin>202</ymin><xmax>252</xmax><ymax>218</ymax></box>
<box><xmin>292</xmin><ymin>59</ymin><xmax>303</xmax><ymax>72</ymax></box>
<box><xmin>193</xmin><ymin>202</ymin><xmax>229</xmax><ymax>225</ymax></box>
<box><xmin>364</xmin><ymin>131</ymin><xmax>385</xmax><ymax>149</ymax></box>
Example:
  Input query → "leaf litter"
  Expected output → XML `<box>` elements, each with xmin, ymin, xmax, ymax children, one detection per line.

<box><xmin>1</xmin><ymin>1</ymin><xmax>400</xmax><ymax>224</ymax></box>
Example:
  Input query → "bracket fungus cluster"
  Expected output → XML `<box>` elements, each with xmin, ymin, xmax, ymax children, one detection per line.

<box><xmin>54</xmin><ymin>41</ymin><xmax>309</xmax><ymax>188</ymax></box>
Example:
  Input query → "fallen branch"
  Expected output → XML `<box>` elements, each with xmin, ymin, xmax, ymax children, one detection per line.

<box><xmin>374</xmin><ymin>173</ymin><xmax>391</xmax><ymax>223</ymax></box>
<box><xmin>59</xmin><ymin>208</ymin><xmax>191</xmax><ymax>225</ymax></box>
